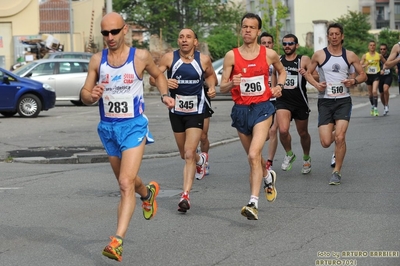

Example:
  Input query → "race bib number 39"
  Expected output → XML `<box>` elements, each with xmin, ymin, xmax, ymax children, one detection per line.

<box><xmin>284</xmin><ymin>74</ymin><xmax>298</xmax><ymax>89</ymax></box>
<box><xmin>240</xmin><ymin>75</ymin><xmax>266</xmax><ymax>96</ymax></box>
<box><xmin>174</xmin><ymin>94</ymin><xmax>198</xmax><ymax>113</ymax></box>
<box><xmin>103</xmin><ymin>94</ymin><xmax>134</xmax><ymax>118</ymax></box>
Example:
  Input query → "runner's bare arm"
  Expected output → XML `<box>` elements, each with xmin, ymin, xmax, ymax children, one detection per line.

<box><xmin>81</xmin><ymin>52</ymin><xmax>102</xmax><ymax>105</ymax></box>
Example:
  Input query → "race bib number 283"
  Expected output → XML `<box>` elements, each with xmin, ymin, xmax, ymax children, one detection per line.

<box><xmin>103</xmin><ymin>94</ymin><xmax>134</xmax><ymax>118</ymax></box>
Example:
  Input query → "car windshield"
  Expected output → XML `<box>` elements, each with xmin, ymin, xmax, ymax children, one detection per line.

<box><xmin>12</xmin><ymin>62</ymin><xmax>40</xmax><ymax>76</ymax></box>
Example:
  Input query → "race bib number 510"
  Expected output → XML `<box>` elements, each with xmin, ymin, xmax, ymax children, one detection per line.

<box><xmin>327</xmin><ymin>83</ymin><xmax>346</xmax><ymax>97</ymax></box>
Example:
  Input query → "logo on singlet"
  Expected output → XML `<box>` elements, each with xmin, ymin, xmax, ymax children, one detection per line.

<box><xmin>124</xmin><ymin>73</ymin><xmax>134</xmax><ymax>84</ymax></box>
<box><xmin>112</xmin><ymin>75</ymin><xmax>122</xmax><ymax>82</ymax></box>
<box><xmin>100</xmin><ymin>74</ymin><xmax>109</xmax><ymax>84</ymax></box>
<box><xmin>332</xmin><ymin>63</ymin><xmax>340</xmax><ymax>73</ymax></box>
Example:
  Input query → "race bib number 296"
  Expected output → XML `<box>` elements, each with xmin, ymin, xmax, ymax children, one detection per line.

<box><xmin>240</xmin><ymin>75</ymin><xmax>266</xmax><ymax>96</ymax></box>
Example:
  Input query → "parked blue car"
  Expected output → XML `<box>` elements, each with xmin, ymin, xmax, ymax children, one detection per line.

<box><xmin>0</xmin><ymin>67</ymin><xmax>56</xmax><ymax>118</ymax></box>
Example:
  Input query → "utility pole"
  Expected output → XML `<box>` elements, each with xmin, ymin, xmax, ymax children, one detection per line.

<box><xmin>106</xmin><ymin>0</ymin><xmax>112</xmax><ymax>13</ymax></box>
<box><xmin>69</xmin><ymin>0</ymin><xmax>74</xmax><ymax>51</ymax></box>
<box><xmin>389</xmin><ymin>0</ymin><xmax>395</xmax><ymax>29</ymax></box>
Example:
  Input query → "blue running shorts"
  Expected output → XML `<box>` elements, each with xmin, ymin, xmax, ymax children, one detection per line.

<box><xmin>98</xmin><ymin>114</ymin><xmax>154</xmax><ymax>158</ymax></box>
<box><xmin>230</xmin><ymin>101</ymin><xmax>275</xmax><ymax>135</ymax></box>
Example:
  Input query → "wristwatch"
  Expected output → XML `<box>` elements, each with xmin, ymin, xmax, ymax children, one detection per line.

<box><xmin>161</xmin><ymin>93</ymin><xmax>169</xmax><ymax>103</ymax></box>
<box><xmin>277</xmin><ymin>83</ymin><xmax>284</xmax><ymax>90</ymax></box>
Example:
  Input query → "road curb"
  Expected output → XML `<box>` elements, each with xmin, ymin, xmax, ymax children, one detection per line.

<box><xmin>10</xmin><ymin>137</ymin><xmax>241</xmax><ymax>164</ymax></box>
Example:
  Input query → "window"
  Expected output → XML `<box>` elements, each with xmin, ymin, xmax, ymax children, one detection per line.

<box><xmin>59</xmin><ymin>62</ymin><xmax>87</xmax><ymax>74</ymax></box>
<box><xmin>377</xmin><ymin>6</ymin><xmax>385</xmax><ymax>20</ymax></box>
<box><xmin>362</xmin><ymin>6</ymin><xmax>371</xmax><ymax>14</ymax></box>
<box><xmin>31</xmin><ymin>62</ymin><xmax>54</xmax><ymax>76</ymax></box>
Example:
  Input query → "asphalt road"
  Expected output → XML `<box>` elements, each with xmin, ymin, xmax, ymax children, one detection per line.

<box><xmin>0</xmin><ymin>89</ymin><xmax>399</xmax><ymax>265</ymax></box>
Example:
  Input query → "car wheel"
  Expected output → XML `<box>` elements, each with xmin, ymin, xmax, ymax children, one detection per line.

<box><xmin>0</xmin><ymin>111</ymin><xmax>17</xmax><ymax>117</ymax></box>
<box><xmin>17</xmin><ymin>94</ymin><xmax>42</xmax><ymax>118</ymax></box>
<box><xmin>70</xmin><ymin>99</ymin><xmax>85</xmax><ymax>106</ymax></box>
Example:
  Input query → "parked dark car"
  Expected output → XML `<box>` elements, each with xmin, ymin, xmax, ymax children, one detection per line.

<box><xmin>0</xmin><ymin>67</ymin><xmax>56</xmax><ymax>118</ymax></box>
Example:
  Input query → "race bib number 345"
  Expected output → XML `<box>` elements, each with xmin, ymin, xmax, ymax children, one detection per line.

<box><xmin>174</xmin><ymin>94</ymin><xmax>198</xmax><ymax>113</ymax></box>
<box><xmin>103</xmin><ymin>94</ymin><xmax>134</xmax><ymax>118</ymax></box>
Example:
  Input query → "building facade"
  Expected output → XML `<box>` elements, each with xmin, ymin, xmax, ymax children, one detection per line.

<box><xmin>0</xmin><ymin>0</ymin><xmax>104</xmax><ymax>70</ymax></box>
<box><xmin>246</xmin><ymin>0</ymin><xmax>400</xmax><ymax>47</ymax></box>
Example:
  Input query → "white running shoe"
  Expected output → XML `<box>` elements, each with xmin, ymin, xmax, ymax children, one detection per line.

<box><xmin>330</xmin><ymin>154</ymin><xmax>335</xmax><ymax>168</ymax></box>
<box><xmin>301</xmin><ymin>157</ymin><xmax>311</xmax><ymax>174</ymax></box>
<box><xmin>384</xmin><ymin>106</ymin><xmax>389</xmax><ymax>116</ymax></box>
<box><xmin>281</xmin><ymin>154</ymin><xmax>296</xmax><ymax>171</ymax></box>
<box><xmin>195</xmin><ymin>152</ymin><xmax>208</xmax><ymax>180</ymax></box>
<box><xmin>205</xmin><ymin>162</ymin><xmax>210</xmax><ymax>176</ymax></box>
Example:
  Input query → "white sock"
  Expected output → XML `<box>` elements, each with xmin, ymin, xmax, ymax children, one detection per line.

<box><xmin>249</xmin><ymin>195</ymin><xmax>259</xmax><ymax>209</ymax></box>
<box><xmin>264</xmin><ymin>172</ymin><xmax>272</xmax><ymax>184</ymax></box>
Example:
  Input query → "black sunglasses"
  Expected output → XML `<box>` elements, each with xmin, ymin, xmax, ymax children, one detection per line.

<box><xmin>282</xmin><ymin>42</ymin><xmax>296</xmax><ymax>46</ymax></box>
<box><xmin>101</xmin><ymin>25</ymin><xmax>125</xmax><ymax>37</ymax></box>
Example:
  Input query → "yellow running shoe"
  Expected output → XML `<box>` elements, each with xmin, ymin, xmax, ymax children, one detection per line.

<box><xmin>142</xmin><ymin>181</ymin><xmax>160</xmax><ymax>220</ymax></box>
<box><xmin>240</xmin><ymin>203</ymin><xmax>258</xmax><ymax>220</ymax></box>
<box><xmin>102</xmin><ymin>236</ymin><xmax>123</xmax><ymax>262</ymax></box>
<box><xmin>264</xmin><ymin>170</ymin><xmax>277</xmax><ymax>202</ymax></box>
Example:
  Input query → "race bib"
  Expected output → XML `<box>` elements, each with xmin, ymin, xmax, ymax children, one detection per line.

<box><xmin>367</xmin><ymin>66</ymin><xmax>377</xmax><ymax>74</ymax></box>
<box><xmin>103</xmin><ymin>94</ymin><xmax>134</xmax><ymax>118</ymax></box>
<box><xmin>284</xmin><ymin>74</ymin><xmax>298</xmax><ymax>89</ymax></box>
<box><xmin>239</xmin><ymin>75</ymin><xmax>266</xmax><ymax>96</ymax></box>
<box><xmin>327</xmin><ymin>83</ymin><xmax>346</xmax><ymax>97</ymax></box>
<box><xmin>174</xmin><ymin>94</ymin><xmax>198</xmax><ymax>113</ymax></box>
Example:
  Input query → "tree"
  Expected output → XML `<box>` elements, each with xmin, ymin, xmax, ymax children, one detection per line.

<box><xmin>113</xmin><ymin>0</ymin><xmax>243</xmax><ymax>47</ymax></box>
<box><xmin>334</xmin><ymin>11</ymin><xmax>373</xmax><ymax>57</ymax></box>
<box><xmin>377</xmin><ymin>28</ymin><xmax>400</xmax><ymax>49</ymax></box>
<box><xmin>258</xmin><ymin>0</ymin><xmax>289</xmax><ymax>54</ymax></box>
<box><xmin>206</xmin><ymin>27</ymin><xmax>238</xmax><ymax>60</ymax></box>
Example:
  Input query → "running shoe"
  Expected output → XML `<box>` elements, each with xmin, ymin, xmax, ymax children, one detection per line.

<box><xmin>195</xmin><ymin>152</ymin><xmax>208</xmax><ymax>180</ymax></box>
<box><xmin>330</xmin><ymin>154</ymin><xmax>335</xmax><ymax>168</ymax></box>
<box><xmin>102</xmin><ymin>236</ymin><xmax>123</xmax><ymax>262</ymax></box>
<box><xmin>384</xmin><ymin>105</ymin><xmax>389</xmax><ymax>116</ymax></box>
<box><xmin>265</xmin><ymin>160</ymin><xmax>272</xmax><ymax>171</ymax></box>
<box><xmin>264</xmin><ymin>170</ymin><xmax>277</xmax><ymax>202</ymax></box>
<box><xmin>281</xmin><ymin>153</ymin><xmax>296</xmax><ymax>171</ymax></box>
<box><xmin>142</xmin><ymin>181</ymin><xmax>160</xmax><ymax>220</ymax></box>
<box><xmin>178</xmin><ymin>192</ymin><xmax>190</xmax><ymax>213</ymax></box>
<box><xmin>373</xmin><ymin>107</ymin><xmax>379</xmax><ymax>117</ymax></box>
<box><xmin>370</xmin><ymin>106</ymin><xmax>374</xmax><ymax>116</ymax></box>
<box><xmin>302</xmin><ymin>157</ymin><xmax>312</xmax><ymax>174</ymax></box>
<box><xmin>329</xmin><ymin>171</ymin><xmax>341</xmax><ymax>185</ymax></box>
<box><xmin>240</xmin><ymin>203</ymin><xmax>258</xmax><ymax>220</ymax></box>
<box><xmin>205</xmin><ymin>162</ymin><xmax>210</xmax><ymax>176</ymax></box>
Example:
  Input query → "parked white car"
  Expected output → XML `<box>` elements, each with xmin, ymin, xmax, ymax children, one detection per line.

<box><xmin>12</xmin><ymin>58</ymin><xmax>90</xmax><ymax>106</ymax></box>
<box><xmin>212</xmin><ymin>58</ymin><xmax>230</xmax><ymax>95</ymax></box>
